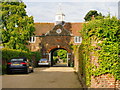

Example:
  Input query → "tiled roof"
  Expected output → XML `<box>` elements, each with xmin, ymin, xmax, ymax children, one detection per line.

<box><xmin>64</xmin><ymin>22</ymin><xmax>83</xmax><ymax>36</ymax></box>
<box><xmin>34</xmin><ymin>22</ymin><xmax>84</xmax><ymax>36</ymax></box>
<box><xmin>34</xmin><ymin>23</ymin><xmax>54</xmax><ymax>36</ymax></box>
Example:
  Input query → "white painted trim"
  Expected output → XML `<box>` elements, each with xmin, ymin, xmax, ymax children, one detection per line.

<box><xmin>29</xmin><ymin>36</ymin><xmax>36</xmax><ymax>43</ymax></box>
<box><xmin>49</xmin><ymin>52</ymin><xmax>51</xmax><ymax>66</ymax></box>
<box><xmin>67</xmin><ymin>53</ymin><xmax>69</xmax><ymax>67</ymax></box>
<box><xmin>74</xmin><ymin>36</ymin><xmax>82</xmax><ymax>43</ymax></box>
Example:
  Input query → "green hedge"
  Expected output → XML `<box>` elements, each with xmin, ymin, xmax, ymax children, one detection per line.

<box><xmin>2</xmin><ymin>48</ymin><xmax>41</xmax><ymax>74</ymax></box>
<box><xmin>2</xmin><ymin>48</ymin><xmax>41</xmax><ymax>61</ymax></box>
<box><xmin>80</xmin><ymin>16</ymin><xmax>120</xmax><ymax>86</ymax></box>
<box><xmin>2</xmin><ymin>48</ymin><xmax>32</xmax><ymax>61</ymax></box>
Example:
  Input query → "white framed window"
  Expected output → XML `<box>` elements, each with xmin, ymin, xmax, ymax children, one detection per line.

<box><xmin>74</xmin><ymin>36</ymin><xmax>82</xmax><ymax>43</ymax></box>
<box><xmin>29</xmin><ymin>36</ymin><xmax>36</xmax><ymax>43</ymax></box>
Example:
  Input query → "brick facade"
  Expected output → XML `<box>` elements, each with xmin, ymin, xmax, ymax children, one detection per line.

<box><xmin>29</xmin><ymin>22</ymin><xmax>83</xmax><ymax>52</ymax></box>
<box><xmin>91</xmin><ymin>74</ymin><xmax>120</xmax><ymax>88</ymax></box>
<box><xmin>28</xmin><ymin>21</ymin><xmax>120</xmax><ymax>88</ymax></box>
<box><xmin>28</xmin><ymin>23</ymin><xmax>83</xmax><ymax>66</ymax></box>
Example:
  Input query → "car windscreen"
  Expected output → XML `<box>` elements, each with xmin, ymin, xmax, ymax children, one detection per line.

<box><xmin>40</xmin><ymin>59</ymin><xmax>47</xmax><ymax>61</ymax></box>
<box><xmin>10</xmin><ymin>59</ymin><xmax>24</xmax><ymax>62</ymax></box>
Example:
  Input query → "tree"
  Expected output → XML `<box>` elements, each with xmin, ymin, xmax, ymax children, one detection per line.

<box><xmin>84</xmin><ymin>10</ymin><xmax>104</xmax><ymax>21</ymax></box>
<box><xmin>53</xmin><ymin>49</ymin><xmax>67</xmax><ymax>63</ymax></box>
<box><xmin>57</xmin><ymin>50</ymin><xmax>67</xmax><ymax>62</ymax></box>
<box><xmin>1</xmin><ymin>0</ymin><xmax>35</xmax><ymax>51</ymax></box>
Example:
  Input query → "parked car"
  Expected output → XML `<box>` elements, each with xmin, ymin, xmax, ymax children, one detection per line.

<box><xmin>7</xmin><ymin>57</ymin><xmax>34</xmax><ymax>74</ymax></box>
<box><xmin>38</xmin><ymin>58</ymin><xmax>50</xmax><ymax>66</ymax></box>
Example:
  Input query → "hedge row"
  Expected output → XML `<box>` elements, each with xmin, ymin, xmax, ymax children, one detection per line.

<box><xmin>2</xmin><ymin>48</ymin><xmax>31</xmax><ymax>61</ymax></box>
<box><xmin>2</xmin><ymin>48</ymin><xmax>41</xmax><ymax>61</ymax></box>
<box><xmin>2</xmin><ymin>48</ymin><xmax>41</xmax><ymax>74</ymax></box>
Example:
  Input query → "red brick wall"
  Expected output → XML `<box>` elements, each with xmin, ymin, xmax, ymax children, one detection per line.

<box><xmin>91</xmin><ymin>74</ymin><xmax>120</xmax><ymax>88</ymax></box>
<box><xmin>90</xmin><ymin>51</ymin><xmax>120</xmax><ymax>88</ymax></box>
<box><xmin>90</xmin><ymin>40</ymin><xmax>120</xmax><ymax>88</ymax></box>
<box><xmin>115</xmin><ymin>80</ymin><xmax>120</xmax><ymax>88</ymax></box>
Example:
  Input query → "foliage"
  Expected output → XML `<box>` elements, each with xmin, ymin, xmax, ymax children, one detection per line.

<box><xmin>70</xmin><ymin>45</ymin><xmax>80</xmax><ymax>67</ymax></box>
<box><xmin>53</xmin><ymin>49</ymin><xmax>67</xmax><ymax>63</ymax></box>
<box><xmin>2</xmin><ymin>48</ymin><xmax>41</xmax><ymax>62</ymax></box>
<box><xmin>80</xmin><ymin>16</ymin><xmax>120</xmax><ymax>86</ymax></box>
<box><xmin>1</xmin><ymin>0</ymin><xmax>35</xmax><ymax>51</ymax></box>
<box><xmin>84</xmin><ymin>10</ymin><xmax>104</xmax><ymax>21</ymax></box>
<box><xmin>2</xmin><ymin>48</ymin><xmax>31</xmax><ymax>61</ymax></box>
<box><xmin>31</xmin><ymin>51</ymin><xmax>41</xmax><ymax>62</ymax></box>
<box><xmin>2</xmin><ymin>48</ymin><xmax>41</xmax><ymax>74</ymax></box>
<box><xmin>57</xmin><ymin>50</ymin><xmax>67</xmax><ymax>60</ymax></box>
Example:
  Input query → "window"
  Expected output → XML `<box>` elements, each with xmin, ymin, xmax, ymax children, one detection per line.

<box><xmin>74</xmin><ymin>36</ymin><xmax>82</xmax><ymax>43</ymax></box>
<box><xmin>29</xmin><ymin>36</ymin><xmax>36</xmax><ymax>43</ymax></box>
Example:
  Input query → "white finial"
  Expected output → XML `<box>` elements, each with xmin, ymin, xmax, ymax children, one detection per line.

<box><xmin>56</xmin><ymin>3</ymin><xmax>63</xmax><ymax>15</ymax></box>
<box><xmin>55</xmin><ymin>3</ymin><xmax>65</xmax><ymax>25</ymax></box>
<box><xmin>58</xmin><ymin>3</ymin><xmax>62</xmax><ymax>11</ymax></box>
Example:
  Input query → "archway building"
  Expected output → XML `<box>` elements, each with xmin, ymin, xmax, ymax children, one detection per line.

<box><xmin>28</xmin><ymin>8</ymin><xmax>83</xmax><ymax>66</ymax></box>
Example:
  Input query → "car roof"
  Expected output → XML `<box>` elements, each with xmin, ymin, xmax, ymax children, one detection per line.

<box><xmin>11</xmin><ymin>57</ymin><xmax>27</xmax><ymax>60</ymax></box>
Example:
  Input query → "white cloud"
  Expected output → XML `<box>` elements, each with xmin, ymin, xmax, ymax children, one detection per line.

<box><xmin>23</xmin><ymin>0</ymin><xmax>119</xmax><ymax>2</ymax></box>
<box><xmin>24</xmin><ymin>2</ymin><xmax>118</xmax><ymax>22</ymax></box>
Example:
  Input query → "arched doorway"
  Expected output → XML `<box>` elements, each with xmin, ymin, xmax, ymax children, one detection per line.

<box><xmin>48</xmin><ymin>48</ymin><xmax>71</xmax><ymax>67</ymax></box>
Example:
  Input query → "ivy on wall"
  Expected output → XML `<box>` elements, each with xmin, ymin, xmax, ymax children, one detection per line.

<box><xmin>80</xmin><ymin>16</ymin><xmax>120</xmax><ymax>86</ymax></box>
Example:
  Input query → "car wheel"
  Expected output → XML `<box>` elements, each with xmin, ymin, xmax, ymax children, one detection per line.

<box><xmin>31</xmin><ymin>69</ymin><xmax>34</xmax><ymax>73</ymax></box>
<box><xmin>7</xmin><ymin>70</ymin><xmax>11</xmax><ymax>74</ymax></box>
<box><xmin>25</xmin><ymin>68</ymin><xmax>29</xmax><ymax>74</ymax></box>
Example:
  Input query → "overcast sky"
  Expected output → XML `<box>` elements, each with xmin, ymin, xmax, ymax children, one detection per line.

<box><xmin>22</xmin><ymin>0</ymin><xmax>120</xmax><ymax>23</ymax></box>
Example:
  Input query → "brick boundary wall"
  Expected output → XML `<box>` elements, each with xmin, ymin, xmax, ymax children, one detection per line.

<box><xmin>90</xmin><ymin>52</ymin><xmax>120</xmax><ymax>88</ymax></box>
<box><xmin>76</xmin><ymin>71</ymin><xmax>87</xmax><ymax>88</ymax></box>
<box><xmin>91</xmin><ymin>74</ymin><xmax>120</xmax><ymax>88</ymax></box>
<box><xmin>90</xmin><ymin>42</ymin><xmax>120</xmax><ymax>88</ymax></box>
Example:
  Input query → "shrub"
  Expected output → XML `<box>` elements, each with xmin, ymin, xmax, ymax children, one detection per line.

<box><xmin>2</xmin><ymin>48</ymin><xmax>41</xmax><ymax>74</ymax></box>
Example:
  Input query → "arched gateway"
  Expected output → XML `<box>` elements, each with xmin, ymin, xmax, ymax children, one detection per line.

<box><xmin>40</xmin><ymin>24</ymin><xmax>73</xmax><ymax>66</ymax></box>
<box><xmin>48</xmin><ymin>47</ymin><xmax>71</xmax><ymax>66</ymax></box>
<box><xmin>28</xmin><ymin>8</ymin><xmax>83</xmax><ymax>67</ymax></box>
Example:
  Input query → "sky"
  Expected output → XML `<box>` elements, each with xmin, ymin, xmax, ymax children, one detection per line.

<box><xmin>22</xmin><ymin>0</ymin><xmax>120</xmax><ymax>23</ymax></box>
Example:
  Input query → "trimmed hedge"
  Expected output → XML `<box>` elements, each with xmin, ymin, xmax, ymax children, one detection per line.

<box><xmin>2</xmin><ymin>48</ymin><xmax>41</xmax><ymax>61</ymax></box>
<box><xmin>2</xmin><ymin>48</ymin><xmax>32</xmax><ymax>61</ymax></box>
<box><xmin>2</xmin><ymin>48</ymin><xmax>41</xmax><ymax>74</ymax></box>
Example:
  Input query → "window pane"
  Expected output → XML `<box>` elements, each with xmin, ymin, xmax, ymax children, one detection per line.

<box><xmin>29</xmin><ymin>36</ymin><xmax>36</xmax><ymax>43</ymax></box>
<box><xmin>74</xmin><ymin>36</ymin><xmax>77</xmax><ymax>43</ymax></box>
<box><xmin>74</xmin><ymin>36</ymin><xmax>82</xmax><ymax>43</ymax></box>
<box><xmin>78</xmin><ymin>37</ymin><xmax>80</xmax><ymax>43</ymax></box>
<box><xmin>33</xmin><ymin>37</ymin><xmax>34</xmax><ymax>42</ymax></box>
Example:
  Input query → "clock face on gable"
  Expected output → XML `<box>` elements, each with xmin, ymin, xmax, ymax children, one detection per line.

<box><xmin>45</xmin><ymin>24</ymin><xmax>71</xmax><ymax>36</ymax></box>
<box><xmin>56</xmin><ymin>29</ymin><xmax>62</xmax><ymax>34</ymax></box>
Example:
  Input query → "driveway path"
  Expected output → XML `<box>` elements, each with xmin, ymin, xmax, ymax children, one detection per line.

<box><xmin>2</xmin><ymin>67</ymin><xmax>81</xmax><ymax>88</ymax></box>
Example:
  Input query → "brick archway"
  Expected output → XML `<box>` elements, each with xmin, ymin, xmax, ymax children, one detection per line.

<box><xmin>47</xmin><ymin>46</ymin><xmax>71</xmax><ymax>53</ymax></box>
<box><xmin>36</xmin><ymin>24</ymin><xmax>74</xmax><ymax>67</ymax></box>
<box><xmin>48</xmin><ymin>47</ymin><xmax>72</xmax><ymax>67</ymax></box>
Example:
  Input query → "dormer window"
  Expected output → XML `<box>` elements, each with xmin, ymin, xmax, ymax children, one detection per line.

<box><xmin>74</xmin><ymin>36</ymin><xmax>82</xmax><ymax>43</ymax></box>
<box><xmin>29</xmin><ymin>36</ymin><xmax>36</xmax><ymax>43</ymax></box>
